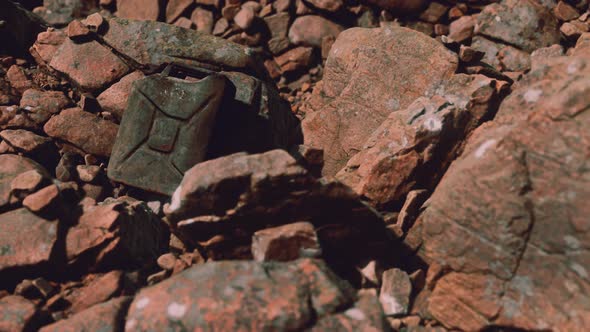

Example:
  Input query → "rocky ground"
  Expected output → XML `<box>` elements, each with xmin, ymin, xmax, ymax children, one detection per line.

<box><xmin>0</xmin><ymin>0</ymin><xmax>589</xmax><ymax>331</ymax></box>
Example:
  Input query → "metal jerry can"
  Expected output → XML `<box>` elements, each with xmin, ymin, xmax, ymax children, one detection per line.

<box><xmin>108</xmin><ymin>65</ymin><xmax>228</xmax><ymax>195</ymax></box>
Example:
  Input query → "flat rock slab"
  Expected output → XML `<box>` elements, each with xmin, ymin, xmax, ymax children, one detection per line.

<box><xmin>0</xmin><ymin>154</ymin><xmax>48</xmax><ymax>208</ymax></box>
<box><xmin>0</xmin><ymin>295</ymin><xmax>41</xmax><ymax>332</ymax></box>
<box><xmin>302</xmin><ymin>26</ymin><xmax>457</xmax><ymax>175</ymax></box>
<box><xmin>125</xmin><ymin>259</ymin><xmax>357</xmax><ymax>331</ymax></box>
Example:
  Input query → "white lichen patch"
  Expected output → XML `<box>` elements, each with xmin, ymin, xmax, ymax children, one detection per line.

<box><xmin>474</xmin><ymin>139</ymin><xmax>497</xmax><ymax>159</ymax></box>
<box><xmin>344</xmin><ymin>308</ymin><xmax>366</xmax><ymax>320</ymax></box>
<box><xmin>136</xmin><ymin>297</ymin><xmax>150</xmax><ymax>309</ymax></box>
<box><xmin>379</xmin><ymin>293</ymin><xmax>404</xmax><ymax>316</ymax></box>
<box><xmin>523</xmin><ymin>88</ymin><xmax>543</xmax><ymax>103</ymax></box>
<box><xmin>167</xmin><ymin>302</ymin><xmax>188</xmax><ymax>319</ymax></box>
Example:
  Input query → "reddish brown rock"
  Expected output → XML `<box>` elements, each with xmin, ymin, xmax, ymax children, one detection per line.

<box><xmin>448</xmin><ymin>15</ymin><xmax>475</xmax><ymax>42</ymax></box>
<box><xmin>0</xmin><ymin>154</ymin><xmax>48</xmax><ymax>208</ymax></box>
<box><xmin>29</xmin><ymin>29</ymin><xmax>67</xmax><ymax>66</ymax></box>
<box><xmin>96</xmin><ymin>71</ymin><xmax>145</xmax><ymax>120</ymax></box>
<box><xmin>67</xmin><ymin>271</ymin><xmax>123</xmax><ymax>314</ymax></box>
<box><xmin>0</xmin><ymin>295</ymin><xmax>41</xmax><ymax>332</ymax></box>
<box><xmin>288</xmin><ymin>15</ymin><xmax>344</xmax><ymax>48</ymax></box>
<box><xmin>302</xmin><ymin>26</ymin><xmax>458</xmax><ymax>176</ymax></box>
<box><xmin>23</xmin><ymin>184</ymin><xmax>61</xmax><ymax>213</ymax></box>
<box><xmin>166</xmin><ymin>0</ymin><xmax>193</xmax><ymax>23</ymax></box>
<box><xmin>48</xmin><ymin>38</ymin><xmax>130</xmax><ymax>92</ymax></box>
<box><xmin>379</xmin><ymin>268</ymin><xmax>412</xmax><ymax>316</ymax></box>
<box><xmin>0</xmin><ymin>105</ymin><xmax>39</xmax><ymax>130</ymax></box>
<box><xmin>553</xmin><ymin>1</ymin><xmax>580</xmax><ymax>21</ymax></box>
<box><xmin>409</xmin><ymin>56</ymin><xmax>590</xmax><ymax>330</ymax></box>
<box><xmin>116</xmin><ymin>0</ymin><xmax>160</xmax><ymax>21</ymax></box>
<box><xmin>20</xmin><ymin>89</ymin><xmax>72</xmax><ymax>115</ymax></box>
<box><xmin>125</xmin><ymin>259</ymin><xmax>356</xmax><ymax>331</ymax></box>
<box><xmin>306</xmin><ymin>0</ymin><xmax>343</xmax><ymax>12</ymax></box>
<box><xmin>6</xmin><ymin>65</ymin><xmax>32</xmax><ymax>94</ymax></box>
<box><xmin>10</xmin><ymin>169</ymin><xmax>47</xmax><ymax>200</ymax></box>
<box><xmin>40</xmin><ymin>296</ymin><xmax>132</xmax><ymax>332</ymax></box>
<box><xmin>0</xmin><ymin>208</ymin><xmax>57</xmax><ymax>276</ymax></box>
<box><xmin>43</xmin><ymin>108</ymin><xmax>119</xmax><ymax>157</ymax></box>
<box><xmin>252</xmin><ymin>221</ymin><xmax>321</xmax><ymax>261</ymax></box>
<box><xmin>190</xmin><ymin>8</ymin><xmax>214</xmax><ymax>34</ymax></box>
<box><xmin>234</xmin><ymin>7</ymin><xmax>256</xmax><ymax>30</ymax></box>
<box><xmin>475</xmin><ymin>0</ymin><xmax>561</xmax><ymax>53</ymax></box>
<box><xmin>275</xmin><ymin>46</ymin><xmax>314</xmax><ymax>73</ymax></box>
<box><xmin>0</xmin><ymin>129</ymin><xmax>52</xmax><ymax>154</ymax></box>
<box><xmin>66</xmin><ymin>19</ymin><xmax>90</xmax><ymax>40</ymax></box>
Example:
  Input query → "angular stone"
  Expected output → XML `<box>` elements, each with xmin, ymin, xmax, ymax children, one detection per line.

<box><xmin>252</xmin><ymin>221</ymin><xmax>321</xmax><ymax>261</ymax></box>
<box><xmin>275</xmin><ymin>46</ymin><xmax>314</xmax><ymax>73</ymax></box>
<box><xmin>553</xmin><ymin>1</ymin><xmax>579</xmax><ymax>21</ymax></box>
<box><xmin>68</xmin><ymin>271</ymin><xmax>123</xmax><ymax>314</ymax></box>
<box><xmin>125</xmin><ymin>259</ymin><xmax>355</xmax><ymax>331</ymax></box>
<box><xmin>29</xmin><ymin>29</ymin><xmax>67</xmax><ymax>66</ymax></box>
<box><xmin>40</xmin><ymin>296</ymin><xmax>132</xmax><ymax>332</ymax></box>
<box><xmin>264</xmin><ymin>12</ymin><xmax>291</xmax><ymax>39</ymax></box>
<box><xmin>23</xmin><ymin>184</ymin><xmax>60</xmax><ymax>213</ymax></box>
<box><xmin>0</xmin><ymin>295</ymin><xmax>41</xmax><ymax>332</ymax></box>
<box><xmin>65</xmin><ymin>199</ymin><xmax>167</xmax><ymax>270</ymax></box>
<box><xmin>66</xmin><ymin>19</ymin><xmax>90</xmax><ymax>40</ymax></box>
<box><xmin>379</xmin><ymin>268</ymin><xmax>412</xmax><ymax>316</ymax></box>
<box><xmin>0</xmin><ymin>129</ymin><xmax>52</xmax><ymax>153</ymax></box>
<box><xmin>0</xmin><ymin>208</ymin><xmax>57</xmax><ymax>275</ymax></box>
<box><xmin>306</xmin><ymin>0</ymin><xmax>343</xmax><ymax>12</ymax></box>
<box><xmin>96</xmin><ymin>71</ymin><xmax>145</xmax><ymax>120</ymax></box>
<box><xmin>409</xmin><ymin>55</ymin><xmax>590</xmax><ymax>330</ymax></box>
<box><xmin>166</xmin><ymin>0</ymin><xmax>193</xmax><ymax>23</ymax></box>
<box><xmin>20</xmin><ymin>89</ymin><xmax>72</xmax><ymax>115</ymax></box>
<box><xmin>190</xmin><ymin>7</ymin><xmax>214</xmax><ymax>34</ymax></box>
<box><xmin>302</xmin><ymin>26</ymin><xmax>458</xmax><ymax>175</ymax></box>
<box><xmin>44</xmin><ymin>108</ymin><xmax>118</xmax><ymax>157</ymax></box>
<box><xmin>288</xmin><ymin>15</ymin><xmax>344</xmax><ymax>48</ymax></box>
<box><xmin>234</xmin><ymin>7</ymin><xmax>256</xmax><ymax>30</ymax></box>
<box><xmin>6</xmin><ymin>65</ymin><xmax>32</xmax><ymax>94</ymax></box>
<box><xmin>48</xmin><ymin>39</ymin><xmax>130</xmax><ymax>92</ymax></box>
<box><xmin>0</xmin><ymin>154</ymin><xmax>48</xmax><ymax>208</ymax></box>
<box><xmin>475</xmin><ymin>0</ymin><xmax>561</xmax><ymax>53</ymax></box>
<box><xmin>116</xmin><ymin>0</ymin><xmax>159</xmax><ymax>21</ymax></box>
<box><xmin>448</xmin><ymin>15</ymin><xmax>475</xmax><ymax>42</ymax></box>
<box><xmin>10</xmin><ymin>169</ymin><xmax>47</xmax><ymax>200</ymax></box>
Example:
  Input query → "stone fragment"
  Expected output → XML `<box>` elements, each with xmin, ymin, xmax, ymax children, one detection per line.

<box><xmin>289</xmin><ymin>16</ymin><xmax>344</xmax><ymax>48</ymax></box>
<box><xmin>166</xmin><ymin>0</ymin><xmax>193</xmax><ymax>23</ymax></box>
<box><xmin>190</xmin><ymin>7</ymin><xmax>214</xmax><ymax>34</ymax></box>
<box><xmin>173</xmin><ymin>17</ymin><xmax>193</xmax><ymax>29</ymax></box>
<box><xmin>221</xmin><ymin>3</ymin><xmax>241</xmax><ymax>20</ymax></box>
<box><xmin>23</xmin><ymin>184</ymin><xmax>60</xmax><ymax>213</ymax></box>
<box><xmin>44</xmin><ymin>108</ymin><xmax>118</xmax><ymax>157</ymax></box>
<box><xmin>116</xmin><ymin>0</ymin><xmax>160</xmax><ymax>21</ymax></box>
<box><xmin>0</xmin><ymin>129</ymin><xmax>52</xmax><ymax>154</ymax></box>
<box><xmin>448</xmin><ymin>15</ymin><xmax>475</xmax><ymax>42</ymax></box>
<box><xmin>379</xmin><ymin>268</ymin><xmax>412</xmax><ymax>316</ymax></box>
<box><xmin>34</xmin><ymin>0</ymin><xmax>98</xmax><ymax>26</ymax></box>
<box><xmin>68</xmin><ymin>271</ymin><xmax>123</xmax><ymax>314</ymax></box>
<box><xmin>66</xmin><ymin>19</ymin><xmax>90</xmax><ymax>40</ymax></box>
<box><xmin>65</xmin><ymin>199</ymin><xmax>167</xmax><ymax>270</ymax></box>
<box><xmin>10</xmin><ymin>169</ymin><xmax>47</xmax><ymax>200</ymax></box>
<box><xmin>409</xmin><ymin>55</ymin><xmax>590</xmax><ymax>330</ymax></box>
<box><xmin>125</xmin><ymin>259</ymin><xmax>356</xmax><ymax>330</ymax></box>
<box><xmin>306</xmin><ymin>0</ymin><xmax>343</xmax><ymax>12</ymax></box>
<box><xmin>274</xmin><ymin>0</ymin><xmax>292</xmax><ymax>12</ymax></box>
<box><xmin>302</xmin><ymin>26</ymin><xmax>458</xmax><ymax>175</ymax></box>
<box><xmin>252</xmin><ymin>221</ymin><xmax>321</xmax><ymax>261</ymax></box>
<box><xmin>234</xmin><ymin>7</ymin><xmax>256</xmax><ymax>30</ymax></box>
<box><xmin>96</xmin><ymin>71</ymin><xmax>144</xmax><ymax>120</ymax></box>
<box><xmin>39</xmin><ymin>296</ymin><xmax>132</xmax><ymax>332</ymax></box>
<box><xmin>157</xmin><ymin>253</ymin><xmax>177</xmax><ymax>271</ymax></box>
<box><xmin>475</xmin><ymin>0</ymin><xmax>561</xmax><ymax>52</ymax></box>
<box><xmin>20</xmin><ymin>89</ymin><xmax>72</xmax><ymax>115</ymax></box>
<box><xmin>275</xmin><ymin>46</ymin><xmax>314</xmax><ymax>73</ymax></box>
<box><xmin>554</xmin><ymin>1</ymin><xmax>579</xmax><ymax>21</ymax></box>
<box><xmin>561</xmin><ymin>20</ymin><xmax>589</xmax><ymax>39</ymax></box>
<box><xmin>76</xmin><ymin>165</ymin><xmax>101</xmax><ymax>183</ymax></box>
<box><xmin>0</xmin><ymin>295</ymin><xmax>41</xmax><ymax>332</ymax></box>
<box><xmin>6</xmin><ymin>65</ymin><xmax>32</xmax><ymax>94</ymax></box>
<box><xmin>81</xmin><ymin>13</ymin><xmax>105</xmax><ymax>32</ymax></box>
<box><xmin>48</xmin><ymin>39</ymin><xmax>130</xmax><ymax>92</ymax></box>
<box><xmin>419</xmin><ymin>2</ymin><xmax>448</xmax><ymax>23</ymax></box>
<box><xmin>0</xmin><ymin>208</ymin><xmax>57</xmax><ymax>279</ymax></box>
<box><xmin>29</xmin><ymin>29</ymin><xmax>67</xmax><ymax>66</ymax></box>
<box><xmin>498</xmin><ymin>45</ymin><xmax>531</xmax><ymax>71</ymax></box>
<box><xmin>0</xmin><ymin>154</ymin><xmax>48</xmax><ymax>208</ymax></box>
<box><xmin>264</xmin><ymin>12</ymin><xmax>290</xmax><ymax>39</ymax></box>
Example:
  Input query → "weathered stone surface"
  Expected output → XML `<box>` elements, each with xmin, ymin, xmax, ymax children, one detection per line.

<box><xmin>20</xmin><ymin>89</ymin><xmax>72</xmax><ymax>115</ymax></box>
<box><xmin>66</xmin><ymin>198</ymin><xmax>167</xmax><ymax>270</ymax></box>
<box><xmin>0</xmin><ymin>208</ymin><xmax>57</xmax><ymax>275</ymax></box>
<box><xmin>96</xmin><ymin>71</ymin><xmax>144</xmax><ymax>120</ymax></box>
<box><xmin>336</xmin><ymin>74</ymin><xmax>506</xmax><ymax>206</ymax></box>
<box><xmin>0</xmin><ymin>129</ymin><xmax>52</xmax><ymax>154</ymax></box>
<box><xmin>125</xmin><ymin>259</ymin><xmax>356</xmax><ymax>331</ymax></box>
<box><xmin>306</xmin><ymin>0</ymin><xmax>343</xmax><ymax>12</ymax></box>
<box><xmin>23</xmin><ymin>183</ymin><xmax>61</xmax><ymax>213</ymax></box>
<box><xmin>288</xmin><ymin>15</ymin><xmax>344</xmax><ymax>48</ymax></box>
<box><xmin>251</xmin><ymin>221</ymin><xmax>321</xmax><ymax>261</ymax></box>
<box><xmin>44</xmin><ymin>108</ymin><xmax>118</xmax><ymax>157</ymax></box>
<box><xmin>409</xmin><ymin>55</ymin><xmax>590</xmax><ymax>331</ymax></box>
<box><xmin>0</xmin><ymin>295</ymin><xmax>41</xmax><ymax>332</ymax></box>
<box><xmin>116</xmin><ymin>0</ymin><xmax>160</xmax><ymax>21</ymax></box>
<box><xmin>275</xmin><ymin>46</ymin><xmax>314</xmax><ymax>73</ymax></box>
<box><xmin>475</xmin><ymin>0</ymin><xmax>561</xmax><ymax>53</ymax></box>
<box><xmin>302</xmin><ymin>26</ymin><xmax>458</xmax><ymax>176</ymax></box>
<box><xmin>48</xmin><ymin>38</ymin><xmax>130</xmax><ymax>92</ymax></box>
<box><xmin>40</xmin><ymin>296</ymin><xmax>132</xmax><ymax>332</ymax></box>
<box><xmin>165</xmin><ymin>0</ymin><xmax>193</xmax><ymax>23</ymax></box>
<box><xmin>380</xmin><ymin>268</ymin><xmax>412</xmax><ymax>316</ymax></box>
<box><xmin>190</xmin><ymin>7</ymin><xmax>214</xmax><ymax>34</ymax></box>
<box><xmin>0</xmin><ymin>154</ymin><xmax>48</xmax><ymax>208</ymax></box>
<box><xmin>6</xmin><ymin>65</ymin><xmax>32</xmax><ymax>94</ymax></box>
<box><xmin>34</xmin><ymin>0</ymin><xmax>98</xmax><ymax>26</ymax></box>
<box><xmin>10</xmin><ymin>169</ymin><xmax>47</xmax><ymax>200</ymax></box>
<box><xmin>67</xmin><ymin>271</ymin><xmax>123</xmax><ymax>314</ymax></box>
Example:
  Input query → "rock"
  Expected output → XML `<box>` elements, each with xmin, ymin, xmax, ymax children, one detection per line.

<box><xmin>306</xmin><ymin>0</ymin><xmax>343</xmax><ymax>12</ymax></box>
<box><xmin>275</xmin><ymin>46</ymin><xmax>314</xmax><ymax>73</ymax></box>
<box><xmin>10</xmin><ymin>169</ymin><xmax>47</xmax><ymax>200</ymax></box>
<box><xmin>408</xmin><ymin>55</ymin><xmax>590</xmax><ymax>330</ymax></box>
<box><xmin>498</xmin><ymin>45</ymin><xmax>531</xmax><ymax>71</ymax></box>
<box><xmin>379</xmin><ymin>268</ymin><xmax>412</xmax><ymax>316</ymax></box>
<box><xmin>157</xmin><ymin>253</ymin><xmax>177</xmax><ymax>271</ymax></box>
<box><xmin>67</xmin><ymin>271</ymin><xmax>123</xmax><ymax>314</ymax></box>
<box><xmin>23</xmin><ymin>184</ymin><xmax>61</xmax><ymax>213</ymax></box>
<box><xmin>166</xmin><ymin>0</ymin><xmax>193</xmax><ymax>23</ymax></box>
<box><xmin>448</xmin><ymin>15</ymin><xmax>475</xmax><ymax>42</ymax></box>
<box><xmin>0</xmin><ymin>295</ymin><xmax>42</xmax><ymax>332</ymax></box>
<box><xmin>0</xmin><ymin>105</ymin><xmax>39</xmax><ymax>130</ymax></box>
<box><xmin>302</xmin><ymin>26</ymin><xmax>458</xmax><ymax>176</ymax></box>
<box><xmin>560</xmin><ymin>20</ymin><xmax>589</xmax><ymax>39</ymax></box>
<box><xmin>0</xmin><ymin>208</ymin><xmax>57</xmax><ymax>280</ymax></box>
<box><xmin>20</xmin><ymin>89</ymin><xmax>72</xmax><ymax>115</ymax></box>
<box><xmin>264</xmin><ymin>12</ymin><xmax>291</xmax><ymax>39</ymax></box>
<box><xmin>475</xmin><ymin>0</ymin><xmax>561</xmax><ymax>53</ymax></box>
<box><xmin>252</xmin><ymin>221</ymin><xmax>321</xmax><ymax>261</ymax></box>
<box><xmin>419</xmin><ymin>2</ymin><xmax>448</xmax><ymax>23</ymax></box>
<box><xmin>48</xmin><ymin>38</ymin><xmax>130</xmax><ymax>92</ymax></box>
<box><xmin>33</xmin><ymin>0</ymin><xmax>98</xmax><ymax>26</ymax></box>
<box><xmin>29</xmin><ymin>29</ymin><xmax>67</xmax><ymax>66</ymax></box>
<box><xmin>66</xmin><ymin>19</ymin><xmax>90</xmax><ymax>40</ymax></box>
<box><xmin>125</xmin><ymin>259</ymin><xmax>356</xmax><ymax>330</ymax></box>
<box><xmin>81</xmin><ymin>13</ymin><xmax>105</xmax><ymax>32</ymax></box>
<box><xmin>6</xmin><ymin>65</ymin><xmax>32</xmax><ymax>94</ymax></box>
<box><xmin>0</xmin><ymin>154</ymin><xmax>48</xmax><ymax>208</ymax></box>
<box><xmin>44</xmin><ymin>108</ymin><xmax>119</xmax><ymax>157</ymax></box>
<box><xmin>190</xmin><ymin>8</ymin><xmax>214</xmax><ymax>34</ymax></box>
<box><xmin>65</xmin><ymin>198</ymin><xmax>167</xmax><ymax>271</ymax></box>
<box><xmin>361</xmin><ymin>0</ymin><xmax>426</xmax><ymax>12</ymax></box>
<box><xmin>471</xmin><ymin>35</ymin><xmax>502</xmax><ymax>69</ymax></box>
<box><xmin>39</xmin><ymin>296</ymin><xmax>132</xmax><ymax>332</ymax></box>
<box><xmin>116</xmin><ymin>0</ymin><xmax>160</xmax><ymax>21</ymax></box>
<box><xmin>76</xmin><ymin>165</ymin><xmax>101</xmax><ymax>183</ymax></box>
<box><xmin>0</xmin><ymin>129</ymin><xmax>52</xmax><ymax>154</ymax></box>
<box><xmin>173</xmin><ymin>16</ymin><xmax>193</xmax><ymax>29</ymax></box>
<box><xmin>234</xmin><ymin>7</ymin><xmax>256</xmax><ymax>30</ymax></box>
<box><xmin>96</xmin><ymin>71</ymin><xmax>145</xmax><ymax>120</ymax></box>
<box><xmin>553</xmin><ymin>1</ymin><xmax>579</xmax><ymax>21</ymax></box>
<box><xmin>289</xmin><ymin>15</ymin><xmax>344</xmax><ymax>47</ymax></box>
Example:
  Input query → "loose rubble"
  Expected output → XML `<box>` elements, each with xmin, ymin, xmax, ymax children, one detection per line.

<box><xmin>1</xmin><ymin>0</ymin><xmax>589</xmax><ymax>331</ymax></box>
